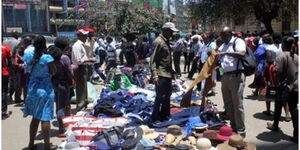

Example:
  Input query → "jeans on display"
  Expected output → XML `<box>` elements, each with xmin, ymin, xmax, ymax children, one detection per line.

<box><xmin>151</xmin><ymin>76</ymin><xmax>172</xmax><ymax>122</ymax></box>
<box><xmin>2</xmin><ymin>76</ymin><xmax>9</xmax><ymax>114</ymax></box>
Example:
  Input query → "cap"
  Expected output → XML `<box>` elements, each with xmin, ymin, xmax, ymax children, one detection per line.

<box><xmin>85</xmin><ymin>27</ymin><xmax>95</xmax><ymax>33</ymax></box>
<box><xmin>162</xmin><ymin>22</ymin><xmax>179</xmax><ymax>32</ymax></box>
<box><xmin>76</xmin><ymin>29</ymin><xmax>89</xmax><ymax>35</ymax></box>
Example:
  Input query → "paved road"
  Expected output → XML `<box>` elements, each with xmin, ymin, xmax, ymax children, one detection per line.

<box><xmin>2</xmin><ymin>68</ymin><xmax>298</xmax><ymax>150</ymax></box>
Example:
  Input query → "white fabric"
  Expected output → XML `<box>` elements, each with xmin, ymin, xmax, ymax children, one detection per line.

<box><xmin>72</xmin><ymin>40</ymin><xmax>88</xmax><ymax>65</ymax></box>
<box><xmin>266</xmin><ymin>43</ymin><xmax>282</xmax><ymax>62</ymax></box>
<box><xmin>218</xmin><ymin>37</ymin><xmax>246</xmax><ymax>72</ymax></box>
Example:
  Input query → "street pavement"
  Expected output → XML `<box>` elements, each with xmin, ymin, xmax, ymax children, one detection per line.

<box><xmin>2</xmin><ymin>65</ymin><xmax>298</xmax><ymax>150</ymax></box>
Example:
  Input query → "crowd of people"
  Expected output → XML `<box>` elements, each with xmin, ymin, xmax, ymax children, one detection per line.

<box><xmin>1</xmin><ymin>23</ymin><xmax>298</xmax><ymax>149</ymax></box>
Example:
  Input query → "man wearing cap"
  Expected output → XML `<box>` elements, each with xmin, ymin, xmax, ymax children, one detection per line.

<box><xmin>217</xmin><ymin>27</ymin><xmax>247</xmax><ymax>137</ymax></box>
<box><xmin>83</xmin><ymin>27</ymin><xmax>97</xmax><ymax>82</ymax></box>
<box><xmin>72</xmin><ymin>29</ymin><xmax>95</xmax><ymax>110</ymax></box>
<box><xmin>150</xmin><ymin>22</ymin><xmax>178</xmax><ymax>122</ymax></box>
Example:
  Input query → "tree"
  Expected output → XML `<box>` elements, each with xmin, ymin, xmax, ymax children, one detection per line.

<box><xmin>187</xmin><ymin>0</ymin><xmax>298</xmax><ymax>33</ymax></box>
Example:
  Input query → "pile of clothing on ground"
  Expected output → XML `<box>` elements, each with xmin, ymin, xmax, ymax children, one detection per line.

<box><xmin>58</xmin><ymin>64</ymin><xmax>256</xmax><ymax>150</ymax></box>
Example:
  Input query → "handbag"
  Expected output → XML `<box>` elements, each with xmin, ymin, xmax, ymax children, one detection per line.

<box><xmin>89</xmin><ymin>126</ymin><xmax>124</xmax><ymax>150</ymax></box>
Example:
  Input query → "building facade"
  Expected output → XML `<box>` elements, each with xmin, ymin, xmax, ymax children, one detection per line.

<box><xmin>2</xmin><ymin>0</ymin><xmax>49</xmax><ymax>34</ymax></box>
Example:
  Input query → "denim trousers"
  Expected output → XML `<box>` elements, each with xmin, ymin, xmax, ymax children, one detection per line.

<box><xmin>151</xmin><ymin>76</ymin><xmax>172</xmax><ymax>122</ymax></box>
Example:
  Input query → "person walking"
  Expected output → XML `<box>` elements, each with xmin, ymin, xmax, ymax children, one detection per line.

<box><xmin>171</xmin><ymin>33</ymin><xmax>185</xmax><ymax>77</ymax></box>
<box><xmin>217</xmin><ymin>27</ymin><xmax>247</xmax><ymax>137</ymax></box>
<box><xmin>150</xmin><ymin>22</ymin><xmax>178</xmax><ymax>122</ymax></box>
<box><xmin>23</xmin><ymin>35</ymin><xmax>57</xmax><ymax>150</ymax></box>
<box><xmin>267</xmin><ymin>36</ymin><xmax>298</xmax><ymax>143</ymax></box>
<box><xmin>13</xmin><ymin>36</ymin><xmax>32</xmax><ymax>103</ymax></box>
<box><xmin>3</xmin><ymin>30</ymin><xmax>20</xmax><ymax>102</ymax></box>
<box><xmin>105</xmin><ymin>36</ymin><xmax>117</xmax><ymax>73</ymax></box>
<box><xmin>2</xmin><ymin>43</ymin><xmax>12</xmax><ymax>119</ymax></box>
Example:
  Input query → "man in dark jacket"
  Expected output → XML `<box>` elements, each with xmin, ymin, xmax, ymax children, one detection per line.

<box><xmin>150</xmin><ymin>22</ymin><xmax>179</xmax><ymax>122</ymax></box>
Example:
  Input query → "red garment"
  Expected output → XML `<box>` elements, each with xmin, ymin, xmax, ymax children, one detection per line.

<box><xmin>13</xmin><ymin>54</ymin><xmax>25</xmax><ymax>72</ymax></box>
<box><xmin>247</xmin><ymin>36</ymin><xmax>255</xmax><ymax>52</ymax></box>
<box><xmin>2</xmin><ymin>44</ymin><xmax>12</xmax><ymax>76</ymax></box>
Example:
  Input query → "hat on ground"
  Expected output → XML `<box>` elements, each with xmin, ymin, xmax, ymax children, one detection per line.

<box><xmin>196</xmin><ymin>138</ymin><xmax>217</xmax><ymax>150</ymax></box>
<box><xmin>139</xmin><ymin>125</ymin><xmax>159</xmax><ymax>142</ymax></box>
<box><xmin>203</xmin><ymin>130</ymin><xmax>217</xmax><ymax>140</ymax></box>
<box><xmin>76</xmin><ymin>29</ymin><xmax>89</xmax><ymax>35</ymax></box>
<box><xmin>216</xmin><ymin>135</ymin><xmax>256</xmax><ymax>150</ymax></box>
<box><xmin>175</xmin><ymin>144</ymin><xmax>190</xmax><ymax>150</ymax></box>
<box><xmin>216</xmin><ymin>125</ymin><xmax>236</xmax><ymax>141</ymax></box>
<box><xmin>121</xmin><ymin>127</ymin><xmax>143</xmax><ymax>150</ymax></box>
<box><xmin>162</xmin><ymin>22</ymin><xmax>179</xmax><ymax>32</ymax></box>
<box><xmin>167</xmin><ymin>125</ymin><xmax>183</xmax><ymax>136</ymax></box>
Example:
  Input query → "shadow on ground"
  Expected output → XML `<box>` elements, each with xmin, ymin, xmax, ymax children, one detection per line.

<box><xmin>36</xmin><ymin>129</ymin><xmax>59</xmax><ymax>140</ymax></box>
<box><xmin>253</xmin><ymin>112</ymin><xmax>286</xmax><ymax>121</ymax></box>
<box><xmin>22</xmin><ymin>143</ymin><xmax>44</xmax><ymax>150</ymax></box>
<box><xmin>256</xmin><ymin>131</ymin><xmax>291</xmax><ymax>143</ymax></box>
<box><xmin>257</xmin><ymin>142</ymin><xmax>298</xmax><ymax>150</ymax></box>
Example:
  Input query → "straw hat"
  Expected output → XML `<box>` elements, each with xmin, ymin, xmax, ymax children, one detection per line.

<box><xmin>139</xmin><ymin>125</ymin><xmax>159</xmax><ymax>142</ymax></box>
<box><xmin>216</xmin><ymin>135</ymin><xmax>256</xmax><ymax>150</ymax></box>
<box><xmin>167</xmin><ymin>125</ymin><xmax>183</xmax><ymax>136</ymax></box>
<box><xmin>196</xmin><ymin>138</ymin><xmax>217</xmax><ymax>150</ymax></box>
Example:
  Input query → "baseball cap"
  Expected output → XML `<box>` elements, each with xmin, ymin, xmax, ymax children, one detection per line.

<box><xmin>76</xmin><ymin>29</ymin><xmax>89</xmax><ymax>35</ymax></box>
<box><xmin>162</xmin><ymin>22</ymin><xmax>179</xmax><ymax>32</ymax></box>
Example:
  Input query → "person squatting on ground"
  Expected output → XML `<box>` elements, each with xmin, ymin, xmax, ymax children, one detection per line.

<box><xmin>23</xmin><ymin>35</ymin><xmax>57</xmax><ymax>150</ymax></box>
<box><xmin>150</xmin><ymin>22</ymin><xmax>178</xmax><ymax>122</ymax></box>
<box><xmin>217</xmin><ymin>27</ymin><xmax>247</xmax><ymax>137</ymax></box>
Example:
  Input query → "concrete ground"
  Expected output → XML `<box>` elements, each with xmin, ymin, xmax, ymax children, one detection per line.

<box><xmin>2</xmin><ymin>62</ymin><xmax>298</xmax><ymax>150</ymax></box>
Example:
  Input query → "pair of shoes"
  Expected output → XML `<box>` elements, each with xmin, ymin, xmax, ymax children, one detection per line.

<box><xmin>285</xmin><ymin>116</ymin><xmax>292</xmax><ymax>122</ymax></box>
<box><xmin>207</xmin><ymin>91</ymin><xmax>216</xmax><ymax>97</ymax></box>
<box><xmin>266</xmin><ymin>122</ymin><xmax>279</xmax><ymax>131</ymax></box>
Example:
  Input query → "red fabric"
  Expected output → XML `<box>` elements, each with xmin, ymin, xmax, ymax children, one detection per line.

<box><xmin>2</xmin><ymin>44</ymin><xmax>12</xmax><ymax>76</ymax></box>
<box><xmin>266</xmin><ymin>64</ymin><xmax>276</xmax><ymax>85</ymax></box>
<box><xmin>247</xmin><ymin>36</ymin><xmax>255</xmax><ymax>52</ymax></box>
<box><xmin>170</xmin><ymin>108</ymin><xmax>183</xmax><ymax>114</ymax></box>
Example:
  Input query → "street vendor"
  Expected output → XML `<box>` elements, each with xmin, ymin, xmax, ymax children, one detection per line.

<box><xmin>150</xmin><ymin>22</ymin><xmax>179</xmax><ymax>122</ymax></box>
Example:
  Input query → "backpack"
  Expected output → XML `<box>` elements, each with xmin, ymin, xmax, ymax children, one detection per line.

<box><xmin>233</xmin><ymin>38</ymin><xmax>256</xmax><ymax>76</ymax></box>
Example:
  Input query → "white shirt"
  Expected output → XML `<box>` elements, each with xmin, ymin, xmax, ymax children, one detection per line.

<box><xmin>218</xmin><ymin>37</ymin><xmax>246</xmax><ymax>72</ymax></box>
<box><xmin>72</xmin><ymin>40</ymin><xmax>88</xmax><ymax>65</ymax></box>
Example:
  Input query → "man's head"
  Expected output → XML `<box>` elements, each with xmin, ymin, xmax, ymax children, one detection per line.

<box><xmin>162</xmin><ymin>22</ymin><xmax>179</xmax><ymax>39</ymax></box>
<box><xmin>106</xmin><ymin>36</ymin><xmax>113</xmax><ymax>44</ymax></box>
<box><xmin>220</xmin><ymin>26</ymin><xmax>232</xmax><ymax>44</ymax></box>
<box><xmin>55</xmin><ymin>37</ymin><xmax>70</xmax><ymax>51</ymax></box>
<box><xmin>11</xmin><ymin>30</ymin><xmax>19</xmax><ymax>40</ymax></box>
<box><xmin>76</xmin><ymin>29</ymin><xmax>89</xmax><ymax>43</ymax></box>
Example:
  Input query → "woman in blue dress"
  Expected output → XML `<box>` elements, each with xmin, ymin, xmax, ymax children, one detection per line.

<box><xmin>23</xmin><ymin>35</ymin><xmax>57</xmax><ymax>150</ymax></box>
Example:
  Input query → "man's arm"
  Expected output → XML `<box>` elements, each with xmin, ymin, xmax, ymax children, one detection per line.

<box><xmin>150</xmin><ymin>42</ymin><xmax>161</xmax><ymax>79</ymax></box>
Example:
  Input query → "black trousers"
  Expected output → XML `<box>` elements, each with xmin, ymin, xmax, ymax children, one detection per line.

<box><xmin>2</xmin><ymin>76</ymin><xmax>9</xmax><ymax>114</ymax></box>
<box><xmin>173</xmin><ymin>51</ymin><xmax>181</xmax><ymax>76</ymax></box>
<box><xmin>187</xmin><ymin>53</ymin><xmax>194</xmax><ymax>72</ymax></box>
<box><xmin>273</xmin><ymin>91</ymin><xmax>298</xmax><ymax>138</ymax></box>
<box><xmin>188</xmin><ymin>57</ymin><xmax>199</xmax><ymax>79</ymax></box>
<box><xmin>152</xmin><ymin>76</ymin><xmax>172</xmax><ymax>122</ymax></box>
<box><xmin>183</xmin><ymin>52</ymin><xmax>188</xmax><ymax>72</ymax></box>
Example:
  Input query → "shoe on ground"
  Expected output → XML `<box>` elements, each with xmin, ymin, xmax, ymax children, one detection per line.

<box><xmin>266</xmin><ymin>122</ymin><xmax>279</xmax><ymax>131</ymax></box>
<box><xmin>2</xmin><ymin>111</ymin><xmax>12</xmax><ymax>120</ymax></box>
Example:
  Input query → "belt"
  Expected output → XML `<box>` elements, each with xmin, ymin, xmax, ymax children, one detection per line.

<box><xmin>224</xmin><ymin>70</ymin><xmax>243</xmax><ymax>75</ymax></box>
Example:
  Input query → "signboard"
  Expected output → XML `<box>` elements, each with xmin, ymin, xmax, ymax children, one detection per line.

<box><xmin>3</xmin><ymin>0</ymin><xmax>41</xmax><ymax>4</ymax></box>
<box><xmin>6</xmin><ymin>27</ymin><xmax>22</xmax><ymax>33</ymax></box>
<box><xmin>57</xmin><ymin>32</ymin><xmax>77</xmax><ymax>39</ymax></box>
<box><xmin>13</xmin><ymin>4</ymin><xmax>26</xmax><ymax>9</ymax></box>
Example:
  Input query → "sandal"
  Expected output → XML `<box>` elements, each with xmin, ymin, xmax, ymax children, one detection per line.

<box><xmin>285</xmin><ymin>116</ymin><xmax>291</xmax><ymax>122</ymax></box>
<box><xmin>266</xmin><ymin>122</ymin><xmax>279</xmax><ymax>131</ymax></box>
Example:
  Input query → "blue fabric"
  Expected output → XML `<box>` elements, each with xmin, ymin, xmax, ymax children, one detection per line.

<box><xmin>184</xmin><ymin>116</ymin><xmax>207</xmax><ymax>135</ymax></box>
<box><xmin>151</xmin><ymin>118</ymin><xmax>189</xmax><ymax>128</ymax></box>
<box><xmin>23</xmin><ymin>52</ymin><xmax>55</xmax><ymax>121</ymax></box>
<box><xmin>254</xmin><ymin>44</ymin><xmax>267</xmax><ymax>75</ymax></box>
